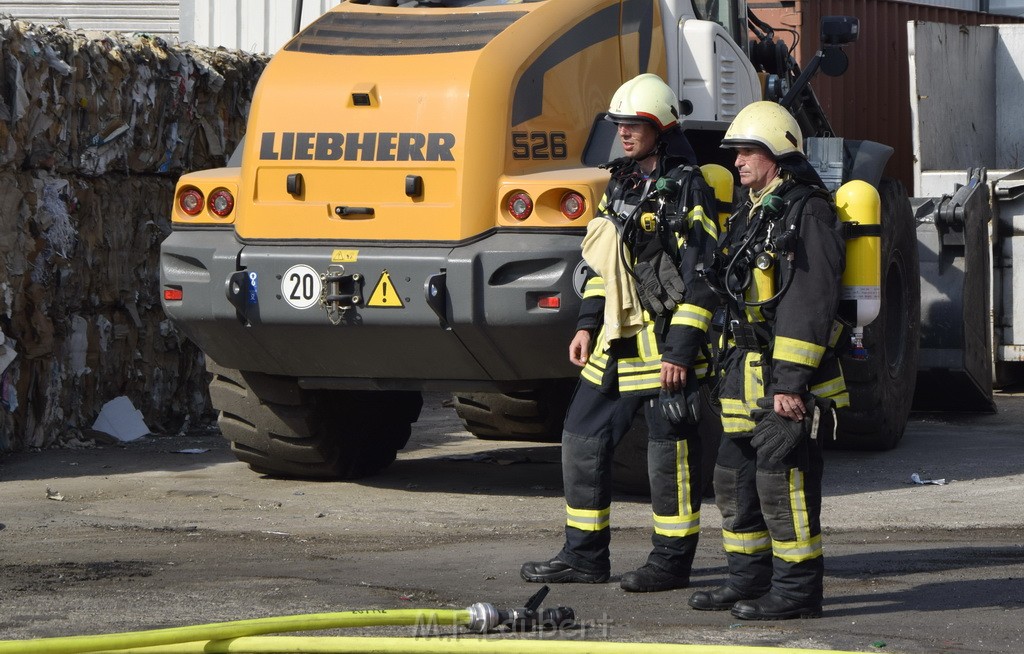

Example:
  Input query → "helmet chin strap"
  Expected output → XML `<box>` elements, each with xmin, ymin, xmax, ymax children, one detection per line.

<box><xmin>634</xmin><ymin>139</ymin><xmax>667</xmax><ymax>174</ymax></box>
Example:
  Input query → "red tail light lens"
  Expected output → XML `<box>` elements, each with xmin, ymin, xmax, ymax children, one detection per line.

<box><xmin>164</xmin><ymin>288</ymin><xmax>183</xmax><ymax>301</ymax></box>
<box><xmin>508</xmin><ymin>191</ymin><xmax>533</xmax><ymax>220</ymax></box>
<box><xmin>208</xmin><ymin>189</ymin><xmax>235</xmax><ymax>217</ymax></box>
<box><xmin>179</xmin><ymin>188</ymin><xmax>204</xmax><ymax>216</ymax></box>
<box><xmin>560</xmin><ymin>192</ymin><xmax>586</xmax><ymax>220</ymax></box>
<box><xmin>537</xmin><ymin>295</ymin><xmax>560</xmax><ymax>309</ymax></box>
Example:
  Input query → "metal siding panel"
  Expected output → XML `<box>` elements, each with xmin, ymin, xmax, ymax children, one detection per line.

<box><xmin>912</xmin><ymin>0</ymin><xmax>979</xmax><ymax>9</ymax></box>
<box><xmin>179</xmin><ymin>0</ymin><xmax>341</xmax><ymax>53</ymax></box>
<box><xmin>995</xmin><ymin>25</ymin><xmax>1024</xmax><ymax>168</ymax></box>
<box><xmin>990</xmin><ymin>0</ymin><xmax>1024</xmax><ymax>15</ymax></box>
<box><xmin>749</xmin><ymin>0</ymin><xmax>1024</xmax><ymax>189</ymax></box>
<box><xmin>3</xmin><ymin>0</ymin><xmax>179</xmax><ymax>38</ymax></box>
<box><xmin>911</xmin><ymin>22</ymin><xmax>997</xmax><ymax>173</ymax></box>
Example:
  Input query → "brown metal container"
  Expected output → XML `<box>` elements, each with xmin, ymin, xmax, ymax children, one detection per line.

<box><xmin>749</xmin><ymin>0</ymin><xmax>1024</xmax><ymax>189</ymax></box>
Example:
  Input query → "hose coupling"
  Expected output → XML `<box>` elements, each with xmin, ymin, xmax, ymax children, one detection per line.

<box><xmin>467</xmin><ymin>602</ymin><xmax>500</xmax><ymax>633</ymax></box>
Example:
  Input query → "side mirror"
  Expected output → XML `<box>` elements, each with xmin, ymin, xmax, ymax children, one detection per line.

<box><xmin>821</xmin><ymin>47</ymin><xmax>849</xmax><ymax>77</ymax></box>
<box><xmin>781</xmin><ymin>15</ymin><xmax>860</xmax><ymax>103</ymax></box>
<box><xmin>819</xmin><ymin>17</ymin><xmax>858</xmax><ymax>77</ymax></box>
<box><xmin>821</xmin><ymin>16</ymin><xmax>859</xmax><ymax>46</ymax></box>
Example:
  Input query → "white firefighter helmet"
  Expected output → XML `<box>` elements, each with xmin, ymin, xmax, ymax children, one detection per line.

<box><xmin>721</xmin><ymin>101</ymin><xmax>804</xmax><ymax>157</ymax></box>
<box><xmin>605</xmin><ymin>74</ymin><xmax>680</xmax><ymax>132</ymax></box>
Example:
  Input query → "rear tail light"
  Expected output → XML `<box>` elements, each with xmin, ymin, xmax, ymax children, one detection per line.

<box><xmin>560</xmin><ymin>192</ymin><xmax>586</xmax><ymax>220</ymax></box>
<box><xmin>537</xmin><ymin>295</ymin><xmax>560</xmax><ymax>309</ymax></box>
<box><xmin>179</xmin><ymin>188</ymin><xmax>204</xmax><ymax>216</ymax></box>
<box><xmin>164</xmin><ymin>288</ymin><xmax>183</xmax><ymax>301</ymax></box>
<box><xmin>208</xmin><ymin>189</ymin><xmax>235</xmax><ymax>217</ymax></box>
<box><xmin>508</xmin><ymin>191</ymin><xmax>533</xmax><ymax>221</ymax></box>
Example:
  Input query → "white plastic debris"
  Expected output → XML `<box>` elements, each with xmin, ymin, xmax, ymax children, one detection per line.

<box><xmin>0</xmin><ymin>329</ymin><xmax>17</xmax><ymax>375</ymax></box>
<box><xmin>91</xmin><ymin>396</ymin><xmax>150</xmax><ymax>442</ymax></box>
<box><xmin>910</xmin><ymin>472</ymin><xmax>947</xmax><ymax>486</ymax></box>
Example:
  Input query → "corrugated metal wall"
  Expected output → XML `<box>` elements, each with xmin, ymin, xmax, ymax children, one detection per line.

<box><xmin>912</xmin><ymin>0</ymin><xmax>981</xmax><ymax>9</ymax></box>
<box><xmin>749</xmin><ymin>0</ymin><xmax>1024</xmax><ymax>189</ymax></box>
<box><xmin>2</xmin><ymin>0</ymin><xmax>179</xmax><ymax>39</ymax></box>
<box><xmin>896</xmin><ymin>0</ymin><xmax>1024</xmax><ymax>13</ymax></box>
<box><xmin>180</xmin><ymin>0</ymin><xmax>342</xmax><ymax>54</ymax></box>
<box><xmin>991</xmin><ymin>0</ymin><xmax>1024</xmax><ymax>15</ymax></box>
<box><xmin>1</xmin><ymin>1</ymin><xmax>344</xmax><ymax>53</ymax></box>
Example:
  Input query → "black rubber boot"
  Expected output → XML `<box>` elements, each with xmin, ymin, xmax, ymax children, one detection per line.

<box><xmin>520</xmin><ymin>558</ymin><xmax>609</xmax><ymax>584</ymax></box>
<box><xmin>730</xmin><ymin>591</ymin><xmax>822</xmax><ymax>620</ymax></box>
<box><xmin>620</xmin><ymin>564</ymin><xmax>689</xmax><ymax>592</ymax></box>
<box><xmin>688</xmin><ymin>585</ymin><xmax>764</xmax><ymax>611</ymax></box>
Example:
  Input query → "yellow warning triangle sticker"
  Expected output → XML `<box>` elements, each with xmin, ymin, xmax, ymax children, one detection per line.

<box><xmin>367</xmin><ymin>270</ymin><xmax>404</xmax><ymax>308</ymax></box>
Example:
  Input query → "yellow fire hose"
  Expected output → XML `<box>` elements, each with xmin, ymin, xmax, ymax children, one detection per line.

<box><xmin>0</xmin><ymin>609</ymin><xmax>469</xmax><ymax>654</ymax></box>
<box><xmin>0</xmin><ymin>589</ymin><xmax>867</xmax><ymax>654</ymax></box>
<box><xmin>93</xmin><ymin>639</ymin><xmax>865</xmax><ymax>654</ymax></box>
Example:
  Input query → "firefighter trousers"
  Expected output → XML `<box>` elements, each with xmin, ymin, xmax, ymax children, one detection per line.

<box><xmin>556</xmin><ymin>381</ymin><xmax>702</xmax><ymax>576</ymax></box>
<box><xmin>713</xmin><ymin>426</ymin><xmax>826</xmax><ymax>604</ymax></box>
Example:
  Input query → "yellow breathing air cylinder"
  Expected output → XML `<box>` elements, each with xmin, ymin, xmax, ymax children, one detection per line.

<box><xmin>700</xmin><ymin>163</ymin><xmax>734</xmax><ymax>233</ymax></box>
<box><xmin>835</xmin><ymin>179</ymin><xmax>881</xmax><ymax>356</ymax></box>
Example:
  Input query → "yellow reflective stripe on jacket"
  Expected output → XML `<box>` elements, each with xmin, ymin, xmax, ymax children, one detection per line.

<box><xmin>580</xmin><ymin>322</ymin><xmax>663</xmax><ymax>392</ymax></box>
<box><xmin>638</xmin><ymin>322</ymin><xmax>658</xmax><ymax>360</ymax></box>
<box><xmin>580</xmin><ymin>329</ymin><xmax>608</xmax><ymax>386</ymax></box>
<box><xmin>583</xmin><ymin>276</ymin><xmax>605</xmax><ymax>299</ymax></box>
<box><xmin>722</xmin><ymin>414</ymin><xmax>756</xmax><ymax>432</ymax></box>
<box><xmin>774</xmin><ymin>335</ymin><xmax>826</xmax><ymax>368</ymax></box>
<box><xmin>718</xmin><ymin>351</ymin><xmax>766</xmax><ymax>435</ymax></box>
<box><xmin>722</xmin><ymin>529</ymin><xmax>772</xmax><ymax>554</ymax></box>
<box><xmin>773</xmin><ymin>533</ymin><xmax>823</xmax><ymax>562</ymax></box>
<box><xmin>720</xmin><ymin>396</ymin><xmax>756</xmax><ymax>433</ymax></box>
<box><xmin>829</xmin><ymin>391</ymin><xmax>850</xmax><ymax>408</ymax></box>
<box><xmin>810</xmin><ymin>375</ymin><xmax>850</xmax><ymax>408</ymax></box>
<box><xmin>691</xmin><ymin>359</ymin><xmax>709</xmax><ymax>379</ymax></box>
<box><xmin>828</xmin><ymin>320</ymin><xmax>845</xmax><ymax>348</ymax></box>
<box><xmin>654</xmin><ymin>440</ymin><xmax>700</xmax><ymax>537</ymax></box>
<box><xmin>743</xmin><ymin>351</ymin><xmax>765</xmax><ymax>407</ymax></box>
<box><xmin>617</xmin><ymin>366</ymin><xmax>663</xmax><ymax>392</ymax></box>
<box><xmin>690</xmin><ymin>205</ymin><xmax>717</xmax><ymax>240</ymax></box>
<box><xmin>566</xmin><ymin>505</ymin><xmax>610</xmax><ymax>532</ymax></box>
<box><xmin>670</xmin><ymin>303</ymin><xmax>712</xmax><ymax>331</ymax></box>
<box><xmin>580</xmin><ymin>365</ymin><xmax>603</xmax><ymax>387</ymax></box>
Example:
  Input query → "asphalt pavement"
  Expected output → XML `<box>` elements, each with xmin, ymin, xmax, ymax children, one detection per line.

<box><xmin>0</xmin><ymin>390</ymin><xmax>1021</xmax><ymax>653</ymax></box>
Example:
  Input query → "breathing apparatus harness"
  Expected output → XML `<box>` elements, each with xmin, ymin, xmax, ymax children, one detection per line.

<box><xmin>704</xmin><ymin>178</ymin><xmax>833</xmax><ymax>381</ymax></box>
<box><xmin>601</xmin><ymin>155</ymin><xmax>704</xmax><ymax>337</ymax></box>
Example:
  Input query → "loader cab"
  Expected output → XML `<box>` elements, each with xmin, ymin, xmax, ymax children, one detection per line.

<box><xmin>580</xmin><ymin>1</ymin><xmax>758</xmax><ymax>169</ymax></box>
<box><xmin>690</xmin><ymin>0</ymin><xmax>749</xmax><ymax>55</ymax></box>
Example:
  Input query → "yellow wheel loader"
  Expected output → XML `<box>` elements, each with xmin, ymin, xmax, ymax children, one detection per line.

<box><xmin>160</xmin><ymin>0</ymin><xmax>949</xmax><ymax>482</ymax></box>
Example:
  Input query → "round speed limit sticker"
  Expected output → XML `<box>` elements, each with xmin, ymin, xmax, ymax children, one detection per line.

<box><xmin>281</xmin><ymin>264</ymin><xmax>323</xmax><ymax>310</ymax></box>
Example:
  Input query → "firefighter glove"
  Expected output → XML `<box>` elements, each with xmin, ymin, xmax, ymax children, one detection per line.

<box><xmin>634</xmin><ymin>251</ymin><xmax>686</xmax><ymax>316</ymax></box>
<box><xmin>750</xmin><ymin>396</ymin><xmax>807</xmax><ymax>463</ymax></box>
<box><xmin>659</xmin><ymin>379</ymin><xmax>701</xmax><ymax>425</ymax></box>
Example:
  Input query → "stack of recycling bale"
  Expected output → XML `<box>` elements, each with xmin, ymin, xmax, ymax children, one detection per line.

<box><xmin>0</xmin><ymin>16</ymin><xmax>269</xmax><ymax>450</ymax></box>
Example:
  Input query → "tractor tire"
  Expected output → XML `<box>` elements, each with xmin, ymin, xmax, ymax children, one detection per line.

<box><xmin>611</xmin><ymin>384</ymin><xmax>722</xmax><ymax>498</ymax></box>
<box><xmin>452</xmin><ymin>381</ymin><xmax>575</xmax><ymax>443</ymax></box>
<box><xmin>206</xmin><ymin>360</ymin><xmax>422</xmax><ymax>479</ymax></box>
<box><xmin>835</xmin><ymin>177</ymin><xmax>921</xmax><ymax>450</ymax></box>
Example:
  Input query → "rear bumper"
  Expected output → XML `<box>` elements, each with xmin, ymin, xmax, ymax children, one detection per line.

<box><xmin>159</xmin><ymin>228</ymin><xmax>587</xmax><ymax>390</ymax></box>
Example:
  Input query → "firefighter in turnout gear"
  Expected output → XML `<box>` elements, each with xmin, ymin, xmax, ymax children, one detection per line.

<box><xmin>689</xmin><ymin>101</ymin><xmax>848</xmax><ymax>619</ymax></box>
<box><xmin>520</xmin><ymin>74</ymin><xmax>719</xmax><ymax>592</ymax></box>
